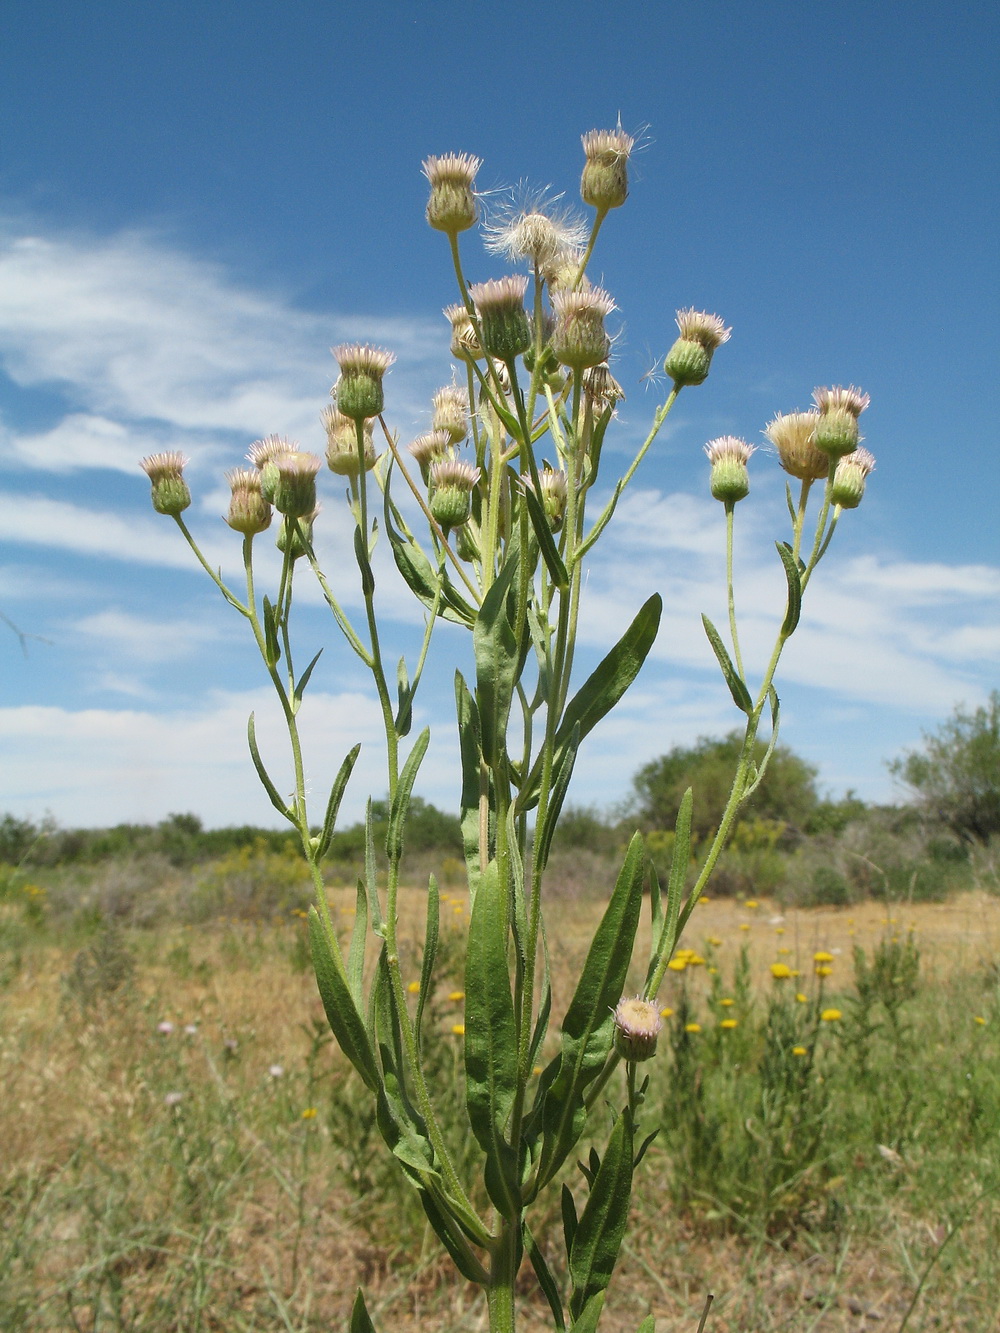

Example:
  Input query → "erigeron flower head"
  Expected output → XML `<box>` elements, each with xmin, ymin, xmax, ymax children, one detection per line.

<box><xmin>522</xmin><ymin>466</ymin><xmax>569</xmax><ymax>531</ymax></box>
<box><xmin>580</xmin><ymin>127</ymin><xmax>635</xmax><ymax>212</ymax></box>
<box><xmin>443</xmin><ymin>304</ymin><xmax>483</xmax><ymax>362</ymax></box>
<box><xmin>551</xmin><ymin>286</ymin><xmax>617</xmax><ymax>370</ymax></box>
<box><xmin>431</xmin><ymin>385</ymin><xmax>469</xmax><ymax>444</ymax></box>
<box><xmin>332</xmin><ymin>344</ymin><xmax>395</xmax><ymax>422</ymax></box>
<box><xmin>271</xmin><ymin>450</ymin><xmax>321</xmax><ymax>518</ymax></box>
<box><xmin>830</xmin><ymin>445</ymin><xmax>876</xmax><ymax>509</ymax></box>
<box><xmin>422</xmin><ymin>152</ymin><xmax>482</xmax><ymax>235</ymax></box>
<box><xmin>428</xmin><ymin>457</ymin><xmax>480</xmax><ymax>530</ymax></box>
<box><xmin>276</xmin><ymin>506</ymin><xmax>319</xmax><ymax>561</ymax></box>
<box><xmin>140</xmin><ymin>452</ymin><xmax>191</xmax><ymax>516</ymax></box>
<box><xmin>812</xmin><ymin>384</ymin><xmax>870</xmax><ymax>458</ymax></box>
<box><xmin>704</xmin><ymin>436</ymin><xmax>754</xmax><ymax>504</ymax></box>
<box><xmin>613</xmin><ymin>995</ymin><xmax>662</xmax><ymax>1062</ymax></box>
<box><xmin>322</xmin><ymin>406</ymin><xmax>376</xmax><ymax>477</ymax></box>
<box><xmin>225</xmin><ymin>468</ymin><xmax>272</xmax><ymax>535</ymax></box>
<box><xmin>408</xmin><ymin>429</ymin><xmax>453</xmax><ymax>483</ymax></box>
<box><xmin>664</xmin><ymin>309</ymin><xmax>732</xmax><ymax>388</ymax></box>
<box><xmin>584</xmin><ymin>362</ymin><xmax>625</xmax><ymax>410</ymax></box>
<box><xmin>468</xmin><ymin>276</ymin><xmax>531</xmax><ymax>361</ymax></box>
<box><xmin>764</xmin><ymin>410</ymin><xmax>828</xmax><ymax>481</ymax></box>
<box><xmin>248</xmin><ymin>435</ymin><xmax>296</xmax><ymax>503</ymax></box>
<box><xmin>543</xmin><ymin>247</ymin><xmax>592</xmax><ymax>294</ymax></box>
<box><xmin>483</xmin><ymin>187</ymin><xmax>590</xmax><ymax>270</ymax></box>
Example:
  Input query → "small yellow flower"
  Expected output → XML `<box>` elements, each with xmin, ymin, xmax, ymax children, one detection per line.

<box><xmin>720</xmin><ymin>1018</ymin><xmax>738</xmax><ymax>1030</ymax></box>
<box><xmin>744</xmin><ymin>900</ymin><xmax>759</xmax><ymax>909</ymax></box>
<box><xmin>532</xmin><ymin>1064</ymin><xmax>543</xmax><ymax>1075</ymax></box>
<box><xmin>815</xmin><ymin>965</ymin><xmax>833</xmax><ymax>978</ymax></box>
<box><xmin>792</xmin><ymin>1046</ymin><xmax>807</xmax><ymax>1057</ymax></box>
<box><xmin>775</xmin><ymin>927</ymin><xmax>786</xmax><ymax>936</ymax></box>
<box><xmin>448</xmin><ymin>990</ymin><xmax>465</xmax><ymax>1002</ymax></box>
<box><xmin>796</xmin><ymin>993</ymin><xmax>808</xmax><ymax>1004</ymax></box>
<box><xmin>813</xmin><ymin>951</ymin><xmax>834</xmax><ymax>963</ymax></box>
<box><xmin>739</xmin><ymin>923</ymin><xmax>750</xmax><ymax>932</ymax></box>
<box><xmin>407</xmin><ymin>981</ymin><xmax>420</xmax><ymax>994</ymax></box>
<box><xmin>684</xmin><ymin>1022</ymin><xmax>702</xmax><ymax>1034</ymax></box>
<box><xmin>707</xmin><ymin>965</ymin><xmax>718</xmax><ymax>974</ymax></box>
<box><xmin>451</xmin><ymin>1023</ymin><xmax>465</xmax><ymax>1036</ymax></box>
<box><xmin>699</xmin><ymin>895</ymin><xmax>710</xmax><ymax>904</ymax></box>
<box><xmin>667</xmin><ymin>958</ymin><xmax>688</xmax><ymax>972</ymax></box>
<box><xmin>820</xmin><ymin>1008</ymin><xmax>842</xmax><ymax>1022</ymax></box>
<box><xmin>301</xmin><ymin>1107</ymin><xmax>318</xmax><ymax>1119</ymax></box>
<box><xmin>707</xmin><ymin>935</ymin><xmax>723</xmax><ymax>947</ymax></box>
<box><xmin>660</xmin><ymin>1007</ymin><xmax>674</xmax><ymax>1019</ymax></box>
<box><xmin>720</xmin><ymin>998</ymin><xmax>735</xmax><ymax>1007</ymax></box>
<box><xmin>686</xmin><ymin>954</ymin><xmax>706</xmax><ymax>967</ymax></box>
<box><xmin>770</xmin><ymin>963</ymin><xmax>793</xmax><ymax>980</ymax></box>
<box><xmin>973</xmin><ymin>1016</ymin><xmax>987</xmax><ymax>1026</ymax></box>
<box><xmin>777</xmin><ymin>946</ymin><xmax>791</xmax><ymax>955</ymax></box>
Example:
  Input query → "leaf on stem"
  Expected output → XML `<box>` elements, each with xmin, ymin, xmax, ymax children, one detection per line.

<box><xmin>701</xmin><ymin>614</ymin><xmax>753</xmax><ymax>714</ymax></box>
<box><xmin>292</xmin><ymin>649</ymin><xmax>323</xmax><ymax>712</ymax></box>
<box><xmin>474</xmin><ymin>553</ymin><xmax>521</xmax><ymax>767</ymax></box>
<box><xmin>568</xmin><ymin>1109</ymin><xmax>634</xmax><ymax>1321</ymax></box>
<box><xmin>532</xmin><ymin>725</ymin><xmax>580</xmax><ymax>874</ymax></box>
<box><xmin>261</xmin><ymin>596</ymin><xmax>281</xmax><ymax>668</ymax></box>
<box><xmin>454</xmin><ymin>672</ymin><xmax>485</xmax><ymax>902</ymax></box>
<box><xmin>776</xmin><ymin>541</ymin><xmax>803</xmax><ymax>637</ymax></box>
<box><xmin>246</xmin><ymin>713</ymin><xmax>295</xmax><ymax>822</ymax></box>
<box><xmin>646</xmin><ymin>787</ymin><xmax>692</xmax><ymax>990</ymax></box>
<box><xmin>522</xmin><ymin>479</ymin><xmax>569</xmax><ymax>589</ymax></box>
<box><xmin>415</xmin><ymin>874</ymin><xmax>440</xmax><ymax>1048</ymax></box>
<box><xmin>316</xmin><ymin>742</ymin><xmax>361</xmax><ymax>860</ymax></box>
<box><xmin>350</xmin><ymin>1289</ymin><xmax>377</xmax><ymax>1333</ymax></box>
<box><xmin>395</xmin><ymin>655</ymin><xmax>412</xmax><ymax>737</ymax></box>
<box><xmin>309</xmin><ymin>906</ymin><xmax>379</xmax><ymax>1091</ymax></box>
<box><xmin>386</xmin><ymin>728</ymin><xmax>430</xmax><ymax>863</ymax></box>
<box><xmin>525</xmin><ymin>1220</ymin><xmax>567</xmax><ymax>1330</ymax></box>
<box><xmin>354</xmin><ymin>527</ymin><xmax>375</xmax><ymax>598</ymax></box>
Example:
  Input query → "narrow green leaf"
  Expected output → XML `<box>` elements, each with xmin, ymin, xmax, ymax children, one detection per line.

<box><xmin>395</xmin><ymin>655</ymin><xmax>412</xmax><ymax>737</ymax></box>
<box><xmin>701</xmin><ymin>614</ymin><xmax>753</xmax><ymax>714</ymax></box>
<box><xmin>742</xmin><ymin>687</ymin><xmax>781</xmax><ymax>803</ymax></box>
<box><xmin>293</xmin><ymin>648</ymin><xmax>323</xmax><ymax>708</ymax></box>
<box><xmin>524</xmin><ymin>1221</ymin><xmax>567</xmax><ymax>1330</ymax></box>
<box><xmin>354</xmin><ymin>526</ymin><xmax>375</xmax><ymax>597</ymax></box>
<box><xmin>568</xmin><ymin>1292</ymin><xmax>606</xmax><ymax>1333</ymax></box>
<box><xmin>561</xmin><ymin>1183</ymin><xmax>579</xmax><ymax>1258</ymax></box>
<box><xmin>317</xmin><ymin>742</ymin><xmax>361</xmax><ymax>860</ymax></box>
<box><xmin>635</xmin><ymin>1317</ymin><xmax>656</xmax><ymax>1333</ymax></box>
<box><xmin>533</xmin><ymin>834</ymin><xmax>646</xmax><ymax>1190</ymax></box>
<box><xmin>262</xmin><ymin>595</ymin><xmax>281</xmax><ymax>667</ymax></box>
<box><xmin>776</xmin><ymin>541</ymin><xmax>803</xmax><ymax>637</ymax></box>
<box><xmin>384</xmin><ymin>490</ymin><xmax>476</xmax><ymax>626</ymax></box>
<box><xmin>785</xmin><ymin>480</ymin><xmax>797</xmax><ymax>525</ymax></box>
<box><xmin>474</xmin><ymin>554</ymin><xmax>520</xmax><ymax>766</ymax></box>
<box><xmin>522</xmin><ymin>479</ymin><xmax>569</xmax><ymax>589</ymax></box>
<box><xmin>464</xmin><ymin>860</ymin><xmax>519</xmax><ymax>1215</ymax></box>
<box><xmin>247</xmin><ymin>713</ymin><xmax>295</xmax><ymax>822</ymax></box>
<box><xmin>415</xmin><ymin>874</ymin><xmax>440</xmax><ymax>1047</ymax></box>
<box><xmin>648</xmin><ymin>859</ymin><xmax>663</xmax><ymax>956</ymax></box>
<box><xmin>569</xmin><ymin>1110</ymin><xmax>634</xmax><ymax>1320</ymax></box>
<box><xmin>347</xmin><ymin>877</ymin><xmax>367</xmax><ymax>1008</ymax></box>
<box><xmin>419</xmin><ymin>1189</ymin><xmax>489</xmax><ymax>1284</ymax></box>
<box><xmin>309</xmin><ymin>906</ymin><xmax>379</xmax><ymax>1091</ymax></box>
<box><xmin>364</xmin><ymin>800</ymin><xmax>384</xmax><ymax>938</ymax></box>
<box><xmin>350</xmin><ymin>1288</ymin><xmax>376</xmax><ymax>1333</ymax></box>
<box><xmin>386</xmin><ymin>727</ymin><xmax>430</xmax><ymax>862</ymax></box>
<box><xmin>455</xmin><ymin>672</ymin><xmax>484</xmax><ymax>902</ymax></box>
<box><xmin>532</xmin><ymin>725</ymin><xmax>579</xmax><ymax>874</ymax></box>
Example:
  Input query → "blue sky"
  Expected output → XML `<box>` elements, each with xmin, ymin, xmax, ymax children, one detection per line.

<box><xmin>1</xmin><ymin>0</ymin><xmax>997</xmax><ymax>829</ymax></box>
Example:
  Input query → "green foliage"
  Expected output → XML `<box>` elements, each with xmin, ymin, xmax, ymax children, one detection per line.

<box><xmin>631</xmin><ymin>731</ymin><xmax>819</xmax><ymax>843</ymax></box>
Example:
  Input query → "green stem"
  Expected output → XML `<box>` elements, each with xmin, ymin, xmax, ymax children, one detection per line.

<box><xmin>725</xmin><ymin>501</ymin><xmax>745</xmax><ymax>681</ymax></box>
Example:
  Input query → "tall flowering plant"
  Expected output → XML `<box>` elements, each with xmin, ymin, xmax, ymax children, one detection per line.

<box><xmin>141</xmin><ymin>129</ymin><xmax>873</xmax><ymax>1332</ymax></box>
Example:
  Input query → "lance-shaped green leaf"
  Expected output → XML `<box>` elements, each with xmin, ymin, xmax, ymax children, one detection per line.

<box><xmin>519</xmin><ymin>597</ymin><xmax>661</xmax><ymax>811</ymax></box>
<box><xmin>647</xmin><ymin>787</ymin><xmax>693</xmax><ymax>991</ymax></box>
<box><xmin>261</xmin><ymin>595</ymin><xmax>281</xmax><ymax>668</ymax></box>
<box><xmin>363</xmin><ymin>800</ymin><xmax>384</xmax><ymax>939</ymax></box>
<box><xmin>569</xmin><ymin>1109</ymin><xmax>634</xmax><ymax>1321</ymax></box>
<box><xmin>292</xmin><ymin>648</ymin><xmax>322</xmax><ymax>712</ymax></box>
<box><xmin>419</xmin><ymin>1189</ymin><xmax>489</xmax><ymax>1284</ymax></box>
<box><xmin>464</xmin><ymin>860</ymin><xmax>519</xmax><ymax>1216</ymax></box>
<box><xmin>568</xmin><ymin>1292</ymin><xmax>606</xmax><ymax>1333</ymax></box>
<box><xmin>701</xmin><ymin>614</ymin><xmax>753</xmax><ymax>714</ymax></box>
<box><xmin>525</xmin><ymin>1220</ymin><xmax>566</xmax><ymax>1330</ymax></box>
<box><xmin>415</xmin><ymin>874</ymin><xmax>440</xmax><ymax>1048</ymax></box>
<box><xmin>316</xmin><ymin>742</ymin><xmax>361</xmax><ymax>860</ymax></box>
<box><xmin>350</xmin><ymin>1288</ymin><xmax>377</xmax><ymax>1333</ymax></box>
<box><xmin>455</xmin><ymin>672</ymin><xmax>485</xmax><ymax>902</ymax></box>
<box><xmin>522</xmin><ymin>477</ymin><xmax>569</xmax><ymax>590</ymax></box>
<box><xmin>354</xmin><ymin>526</ymin><xmax>375</xmax><ymax>597</ymax></box>
<box><xmin>532</xmin><ymin>724</ymin><xmax>579</xmax><ymax>874</ymax></box>
<box><xmin>532</xmin><ymin>834</ymin><xmax>645</xmax><ymax>1191</ymax></box>
<box><xmin>247</xmin><ymin>712</ymin><xmax>295</xmax><ymax>822</ymax></box>
<box><xmin>395</xmin><ymin>655</ymin><xmax>412</xmax><ymax>737</ymax></box>
<box><xmin>635</xmin><ymin>1317</ymin><xmax>656</xmax><ymax>1333</ymax></box>
<box><xmin>384</xmin><ymin>486</ymin><xmax>477</xmax><ymax>627</ymax></box>
<box><xmin>776</xmin><ymin>541</ymin><xmax>803</xmax><ymax>637</ymax></box>
<box><xmin>347</xmin><ymin>877</ymin><xmax>368</xmax><ymax>1008</ymax></box>
<box><xmin>474</xmin><ymin>553</ymin><xmax>520</xmax><ymax>767</ymax></box>
<box><xmin>386</xmin><ymin>727</ymin><xmax>430</xmax><ymax>862</ymax></box>
<box><xmin>309</xmin><ymin>906</ymin><xmax>379</xmax><ymax>1091</ymax></box>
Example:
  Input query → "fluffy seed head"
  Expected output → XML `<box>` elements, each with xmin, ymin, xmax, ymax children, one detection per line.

<box><xmin>140</xmin><ymin>451</ymin><xmax>191</xmax><ymax>516</ymax></box>
<box><xmin>225</xmin><ymin>467</ymin><xmax>271</xmax><ymax>535</ymax></box>
<box><xmin>583</xmin><ymin>362</ymin><xmax>625</xmax><ymax>409</ymax></box>
<box><xmin>830</xmin><ymin>446</ymin><xmax>876</xmax><ymax>509</ymax></box>
<box><xmin>431</xmin><ymin>385</ymin><xmax>469</xmax><ymax>444</ymax></box>
<box><xmin>468</xmin><ymin>276</ymin><xmax>531</xmax><ymax>361</ymax></box>
<box><xmin>551</xmin><ymin>286</ymin><xmax>617</xmax><ymax>370</ymax></box>
<box><xmin>580</xmin><ymin>128</ymin><xmax>635</xmax><ymax>211</ymax></box>
<box><xmin>322</xmin><ymin>406</ymin><xmax>376</xmax><ymax>477</ymax></box>
<box><xmin>764</xmin><ymin>410</ymin><xmax>828</xmax><ymax>481</ymax></box>
<box><xmin>422</xmin><ymin>152</ymin><xmax>482</xmax><ymax>234</ymax></box>
<box><xmin>332</xmin><ymin>345</ymin><xmax>395</xmax><ymax>421</ymax></box>
<box><xmin>483</xmin><ymin>189</ymin><xmax>590</xmax><ymax>270</ymax></box>
<box><xmin>613</xmin><ymin>995</ymin><xmax>662</xmax><ymax>1062</ymax></box>
<box><xmin>705</xmin><ymin>436</ymin><xmax>754</xmax><ymax>504</ymax></box>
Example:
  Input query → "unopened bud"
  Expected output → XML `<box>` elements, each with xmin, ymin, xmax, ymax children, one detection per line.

<box><xmin>408</xmin><ymin>430</ymin><xmax>453</xmax><ymax>484</ymax></box>
<box><xmin>455</xmin><ymin>523</ymin><xmax>481</xmax><ymax>563</ymax></box>
<box><xmin>422</xmin><ymin>153</ymin><xmax>482</xmax><ymax>235</ymax></box>
<box><xmin>613</xmin><ymin>995</ymin><xmax>662</xmax><ymax>1062</ymax></box>
<box><xmin>469</xmin><ymin>276</ymin><xmax>531</xmax><ymax>362</ymax></box>
<box><xmin>523</xmin><ymin>467</ymin><xmax>568</xmax><ymax>531</ymax></box>
<box><xmin>276</xmin><ymin>508</ymin><xmax>318</xmax><ymax>561</ymax></box>
<box><xmin>429</xmin><ymin>458</ymin><xmax>480</xmax><ymax>530</ymax></box>
<box><xmin>332</xmin><ymin>345</ymin><xmax>395</xmax><ymax>422</ymax></box>
<box><xmin>140</xmin><ymin>452</ymin><xmax>191</xmax><ymax>516</ymax></box>
<box><xmin>830</xmin><ymin>446</ymin><xmax>875</xmax><ymax>509</ymax></box>
<box><xmin>705</xmin><ymin>437</ymin><xmax>754</xmax><ymax>503</ymax></box>
<box><xmin>813</xmin><ymin>385</ymin><xmax>870</xmax><ymax>459</ymax></box>
<box><xmin>664</xmin><ymin>309</ymin><xmax>732</xmax><ymax>388</ymax></box>
<box><xmin>443</xmin><ymin>304</ymin><xmax>483</xmax><ymax>362</ymax></box>
<box><xmin>248</xmin><ymin>435</ymin><xmax>296</xmax><ymax>503</ymax></box>
<box><xmin>764</xmin><ymin>411</ymin><xmax>828</xmax><ymax>481</ymax></box>
<box><xmin>580</xmin><ymin>128</ymin><xmax>635</xmax><ymax>212</ymax></box>
<box><xmin>322</xmin><ymin>407</ymin><xmax>376</xmax><ymax>477</ymax></box>
<box><xmin>551</xmin><ymin>287</ymin><xmax>616</xmax><ymax>370</ymax></box>
<box><xmin>431</xmin><ymin>386</ymin><xmax>469</xmax><ymax>444</ymax></box>
<box><xmin>271</xmin><ymin>451</ymin><xmax>321</xmax><ymax>518</ymax></box>
<box><xmin>225</xmin><ymin>468</ymin><xmax>271</xmax><ymax>535</ymax></box>
<box><xmin>542</xmin><ymin>248</ymin><xmax>591</xmax><ymax>294</ymax></box>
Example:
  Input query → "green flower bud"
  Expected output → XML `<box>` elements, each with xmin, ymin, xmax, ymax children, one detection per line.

<box><xmin>580</xmin><ymin>128</ymin><xmax>635</xmax><ymax>212</ymax></box>
<box><xmin>429</xmin><ymin>458</ymin><xmax>480</xmax><ymax>530</ymax></box>
<box><xmin>276</xmin><ymin>509</ymin><xmax>317</xmax><ymax>561</ymax></box>
<box><xmin>443</xmin><ymin>304</ymin><xmax>483</xmax><ymax>362</ymax></box>
<box><xmin>830</xmin><ymin>446</ymin><xmax>875</xmax><ymax>509</ymax></box>
<box><xmin>664</xmin><ymin>309</ymin><xmax>732</xmax><ymax>388</ymax></box>
<box><xmin>613</xmin><ymin>995</ymin><xmax>662</xmax><ymax>1062</ymax></box>
<box><xmin>140</xmin><ymin>452</ymin><xmax>191</xmax><ymax>516</ymax></box>
<box><xmin>248</xmin><ymin>435</ymin><xmax>296</xmax><ymax>503</ymax></box>
<box><xmin>455</xmin><ymin>523</ymin><xmax>481</xmax><ymax>563</ymax></box>
<box><xmin>813</xmin><ymin>385</ymin><xmax>870</xmax><ymax>459</ymax></box>
<box><xmin>551</xmin><ymin>287</ymin><xmax>616</xmax><ymax>370</ymax></box>
<box><xmin>333</xmin><ymin>345</ymin><xmax>395</xmax><ymax>422</ymax></box>
<box><xmin>705</xmin><ymin>437</ymin><xmax>754</xmax><ymax>504</ymax></box>
<box><xmin>431</xmin><ymin>386</ymin><xmax>469</xmax><ymax>445</ymax></box>
<box><xmin>422</xmin><ymin>153</ymin><xmax>482</xmax><ymax>235</ymax></box>
<box><xmin>322</xmin><ymin>407</ymin><xmax>376</xmax><ymax>477</ymax></box>
<box><xmin>271</xmin><ymin>451</ymin><xmax>321</xmax><ymax>518</ymax></box>
<box><xmin>469</xmin><ymin>276</ymin><xmax>531</xmax><ymax>362</ymax></box>
<box><xmin>225</xmin><ymin>468</ymin><xmax>271</xmax><ymax>535</ymax></box>
<box><xmin>523</xmin><ymin>467</ymin><xmax>568</xmax><ymax>531</ymax></box>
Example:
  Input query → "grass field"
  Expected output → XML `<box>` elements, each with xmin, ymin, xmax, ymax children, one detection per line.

<box><xmin>2</xmin><ymin>882</ymin><xmax>999</xmax><ymax>1331</ymax></box>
